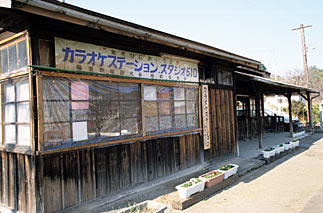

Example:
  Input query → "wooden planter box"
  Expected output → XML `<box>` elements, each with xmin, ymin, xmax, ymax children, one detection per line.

<box><xmin>200</xmin><ymin>170</ymin><xmax>224</xmax><ymax>188</ymax></box>
<box><xmin>120</xmin><ymin>200</ymin><xmax>167</xmax><ymax>213</ymax></box>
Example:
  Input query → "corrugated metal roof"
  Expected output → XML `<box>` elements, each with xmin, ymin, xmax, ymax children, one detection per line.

<box><xmin>235</xmin><ymin>71</ymin><xmax>320</xmax><ymax>94</ymax></box>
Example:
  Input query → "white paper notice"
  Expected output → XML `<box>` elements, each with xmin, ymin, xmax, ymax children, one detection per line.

<box><xmin>72</xmin><ymin>121</ymin><xmax>88</xmax><ymax>141</ymax></box>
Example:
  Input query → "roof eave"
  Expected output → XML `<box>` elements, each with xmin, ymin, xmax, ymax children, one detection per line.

<box><xmin>8</xmin><ymin>0</ymin><xmax>261</xmax><ymax>68</ymax></box>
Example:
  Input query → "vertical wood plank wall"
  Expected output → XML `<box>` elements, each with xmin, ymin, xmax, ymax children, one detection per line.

<box><xmin>0</xmin><ymin>89</ymin><xmax>237</xmax><ymax>213</ymax></box>
<box><xmin>205</xmin><ymin>88</ymin><xmax>236</xmax><ymax>160</ymax></box>
<box><xmin>0</xmin><ymin>152</ymin><xmax>35</xmax><ymax>212</ymax></box>
<box><xmin>41</xmin><ymin>134</ymin><xmax>200</xmax><ymax>212</ymax></box>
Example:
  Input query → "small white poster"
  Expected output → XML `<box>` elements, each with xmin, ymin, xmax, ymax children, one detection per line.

<box><xmin>72</xmin><ymin>121</ymin><xmax>88</xmax><ymax>141</ymax></box>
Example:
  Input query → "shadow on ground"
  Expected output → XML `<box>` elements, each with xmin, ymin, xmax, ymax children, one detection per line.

<box><xmin>88</xmin><ymin>133</ymin><xmax>323</xmax><ymax>213</ymax></box>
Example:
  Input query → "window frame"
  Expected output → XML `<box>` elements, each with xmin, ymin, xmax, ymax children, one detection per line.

<box><xmin>37</xmin><ymin>71</ymin><xmax>202</xmax><ymax>154</ymax></box>
<box><xmin>0</xmin><ymin>74</ymin><xmax>33</xmax><ymax>152</ymax></box>
<box><xmin>0</xmin><ymin>31</ymin><xmax>31</xmax><ymax>78</ymax></box>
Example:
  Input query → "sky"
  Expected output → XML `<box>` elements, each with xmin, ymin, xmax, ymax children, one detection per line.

<box><xmin>66</xmin><ymin>0</ymin><xmax>323</xmax><ymax>77</ymax></box>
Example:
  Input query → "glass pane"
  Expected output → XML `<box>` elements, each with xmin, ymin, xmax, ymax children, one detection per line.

<box><xmin>174</xmin><ymin>115</ymin><xmax>186</xmax><ymax>129</ymax></box>
<box><xmin>119</xmin><ymin>83</ymin><xmax>140</xmax><ymax>100</ymax></box>
<box><xmin>88</xmin><ymin>119</ymin><xmax>120</xmax><ymax>137</ymax></box>
<box><xmin>144</xmin><ymin>85</ymin><xmax>157</xmax><ymax>101</ymax></box>
<box><xmin>16</xmin><ymin>80</ymin><xmax>29</xmax><ymax>101</ymax></box>
<box><xmin>120</xmin><ymin>101</ymin><xmax>140</xmax><ymax>118</ymax></box>
<box><xmin>17</xmin><ymin>124</ymin><xmax>30</xmax><ymax>145</ymax></box>
<box><xmin>43</xmin><ymin>101</ymin><xmax>70</xmax><ymax>122</ymax></box>
<box><xmin>187</xmin><ymin>114</ymin><xmax>198</xmax><ymax>128</ymax></box>
<box><xmin>71</xmin><ymin>101</ymin><xmax>89</xmax><ymax>110</ymax></box>
<box><xmin>143</xmin><ymin>102</ymin><xmax>157</xmax><ymax>116</ymax></box>
<box><xmin>72</xmin><ymin>109</ymin><xmax>88</xmax><ymax>121</ymax></box>
<box><xmin>186</xmin><ymin>88</ymin><xmax>198</xmax><ymax>101</ymax></box>
<box><xmin>71</xmin><ymin>81</ymin><xmax>89</xmax><ymax>101</ymax></box>
<box><xmin>8</xmin><ymin>44</ymin><xmax>17</xmax><ymax>72</ymax></box>
<box><xmin>145</xmin><ymin>116</ymin><xmax>158</xmax><ymax>132</ymax></box>
<box><xmin>159</xmin><ymin>101</ymin><xmax>172</xmax><ymax>115</ymax></box>
<box><xmin>174</xmin><ymin>101</ymin><xmax>185</xmax><ymax>114</ymax></box>
<box><xmin>89</xmin><ymin>101</ymin><xmax>119</xmax><ymax>120</ymax></box>
<box><xmin>217</xmin><ymin>72</ymin><xmax>223</xmax><ymax>84</ymax></box>
<box><xmin>159</xmin><ymin>115</ymin><xmax>172</xmax><ymax>130</ymax></box>
<box><xmin>43</xmin><ymin>78</ymin><xmax>70</xmax><ymax>101</ymax></box>
<box><xmin>72</xmin><ymin>121</ymin><xmax>88</xmax><ymax>141</ymax></box>
<box><xmin>97</xmin><ymin>82</ymin><xmax>119</xmax><ymax>101</ymax></box>
<box><xmin>4</xmin><ymin>104</ymin><xmax>15</xmax><ymax>123</ymax></box>
<box><xmin>17</xmin><ymin>102</ymin><xmax>30</xmax><ymax>123</ymax></box>
<box><xmin>174</xmin><ymin>87</ymin><xmax>185</xmax><ymax>100</ymax></box>
<box><xmin>17</xmin><ymin>40</ymin><xmax>27</xmax><ymax>69</ymax></box>
<box><xmin>157</xmin><ymin>87</ymin><xmax>173</xmax><ymax>100</ymax></box>
<box><xmin>121</xmin><ymin>118</ymin><xmax>138</xmax><ymax>135</ymax></box>
<box><xmin>3</xmin><ymin>83</ymin><xmax>15</xmax><ymax>102</ymax></box>
<box><xmin>4</xmin><ymin>125</ymin><xmax>16</xmax><ymax>144</ymax></box>
<box><xmin>44</xmin><ymin>123</ymin><xmax>72</xmax><ymax>144</ymax></box>
<box><xmin>1</xmin><ymin>48</ymin><xmax>8</xmax><ymax>74</ymax></box>
<box><xmin>186</xmin><ymin>101</ymin><xmax>197</xmax><ymax>114</ymax></box>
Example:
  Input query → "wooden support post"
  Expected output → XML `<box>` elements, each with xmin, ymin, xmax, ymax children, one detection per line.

<box><xmin>307</xmin><ymin>92</ymin><xmax>314</xmax><ymax>134</ymax></box>
<box><xmin>287</xmin><ymin>92</ymin><xmax>293</xmax><ymax>138</ymax></box>
<box><xmin>255</xmin><ymin>90</ymin><xmax>263</xmax><ymax>149</ymax></box>
<box><xmin>261</xmin><ymin>94</ymin><xmax>265</xmax><ymax>136</ymax></box>
<box><xmin>246</xmin><ymin>98</ymin><xmax>250</xmax><ymax>139</ymax></box>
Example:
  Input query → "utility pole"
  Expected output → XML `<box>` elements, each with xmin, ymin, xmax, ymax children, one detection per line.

<box><xmin>292</xmin><ymin>24</ymin><xmax>312</xmax><ymax>88</ymax></box>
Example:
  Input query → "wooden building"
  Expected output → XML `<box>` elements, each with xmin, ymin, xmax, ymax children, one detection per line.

<box><xmin>0</xmin><ymin>0</ymin><xmax>319</xmax><ymax>212</ymax></box>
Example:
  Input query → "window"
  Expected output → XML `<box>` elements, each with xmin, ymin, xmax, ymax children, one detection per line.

<box><xmin>144</xmin><ymin>85</ymin><xmax>199</xmax><ymax>135</ymax></box>
<box><xmin>42</xmin><ymin>76</ymin><xmax>200</xmax><ymax>149</ymax></box>
<box><xmin>2</xmin><ymin>77</ymin><xmax>30</xmax><ymax>145</ymax></box>
<box><xmin>0</xmin><ymin>35</ymin><xmax>28</xmax><ymax>76</ymax></box>
<box><xmin>42</xmin><ymin>77</ymin><xmax>141</xmax><ymax>148</ymax></box>
<box><xmin>217</xmin><ymin>71</ymin><xmax>233</xmax><ymax>86</ymax></box>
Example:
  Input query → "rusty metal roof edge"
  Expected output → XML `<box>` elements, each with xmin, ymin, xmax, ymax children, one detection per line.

<box><xmin>11</xmin><ymin>0</ymin><xmax>261</xmax><ymax>66</ymax></box>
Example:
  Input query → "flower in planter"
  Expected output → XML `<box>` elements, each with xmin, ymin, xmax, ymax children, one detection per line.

<box><xmin>284</xmin><ymin>142</ymin><xmax>290</xmax><ymax>145</ymax></box>
<box><xmin>180</xmin><ymin>178</ymin><xmax>202</xmax><ymax>188</ymax></box>
<box><xmin>220</xmin><ymin>164</ymin><xmax>235</xmax><ymax>171</ymax></box>
<box><xmin>264</xmin><ymin>147</ymin><xmax>275</xmax><ymax>152</ymax></box>
<box><xmin>202</xmin><ymin>171</ymin><xmax>223</xmax><ymax>179</ymax></box>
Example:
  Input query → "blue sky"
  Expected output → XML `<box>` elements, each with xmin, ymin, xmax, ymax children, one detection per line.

<box><xmin>67</xmin><ymin>0</ymin><xmax>323</xmax><ymax>77</ymax></box>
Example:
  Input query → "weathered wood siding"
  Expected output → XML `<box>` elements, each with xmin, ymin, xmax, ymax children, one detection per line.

<box><xmin>40</xmin><ymin>134</ymin><xmax>200</xmax><ymax>212</ymax></box>
<box><xmin>205</xmin><ymin>88</ymin><xmax>236</xmax><ymax>160</ymax></box>
<box><xmin>0</xmin><ymin>152</ymin><xmax>35</xmax><ymax>212</ymax></box>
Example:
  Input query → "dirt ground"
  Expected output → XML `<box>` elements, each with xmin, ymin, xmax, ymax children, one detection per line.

<box><xmin>160</xmin><ymin>134</ymin><xmax>323</xmax><ymax>213</ymax></box>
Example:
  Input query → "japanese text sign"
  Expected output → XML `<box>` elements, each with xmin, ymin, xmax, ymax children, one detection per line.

<box><xmin>55</xmin><ymin>37</ymin><xmax>199</xmax><ymax>83</ymax></box>
<box><xmin>202</xmin><ymin>85</ymin><xmax>211</xmax><ymax>150</ymax></box>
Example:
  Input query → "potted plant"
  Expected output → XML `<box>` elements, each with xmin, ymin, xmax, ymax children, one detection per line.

<box><xmin>292</xmin><ymin>139</ymin><xmax>300</xmax><ymax>147</ymax></box>
<box><xmin>175</xmin><ymin>177</ymin><xmax>205</xmax><ymax>199</ymax></box>
<box><xmin>284</xmin><ymin>141</ymin><xmax>292</xmax><ymax>150</ymax></box>
<box><xmin>262</xmin><ymin>147</ymin><xmax>276</xmax><ymax>158</ymax></box>
<box><xmin>200</xmin><ymin>170</ymin><xmax>224</xmax><ymax>188</ymax></box>
<box><xmin>276</xmin><ymin>144</ymin><xmax>285</xmax><ymax>154</ymax></box>
<box><xmin>120</xmin><ymin>200</ymin><xmax>167</xmax><ymax>213</ymax></box>
<box><xmin>219</xmin><ymin>164</ymin><xmax>239</xmax><ymax>179</ymax></box>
